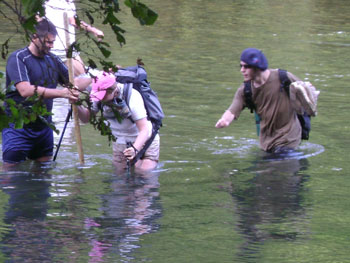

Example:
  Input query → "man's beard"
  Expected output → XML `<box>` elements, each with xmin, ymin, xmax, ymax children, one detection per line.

<box><xmin>38</xmin><ymin>46</ymin><xmax>50</xmax><ymax>57</ymax></box>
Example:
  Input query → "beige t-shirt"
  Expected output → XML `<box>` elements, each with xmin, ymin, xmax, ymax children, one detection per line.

<box><xmin>228</xmin><ymin>69</ymin><xmax>302</xmax><ymax>152</ymax></box>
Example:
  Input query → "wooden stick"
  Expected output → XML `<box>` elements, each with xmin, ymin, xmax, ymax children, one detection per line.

<box><xmin>64</xmin><ymin>12</ymin><xmax>85</xmax><ymax>164</ymax></box>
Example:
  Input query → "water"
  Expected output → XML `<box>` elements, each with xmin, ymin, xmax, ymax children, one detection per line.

<box><xmin>1</xmin><ymin>0</ymin><xmax>350</xmax><ymax>262</ymax></box>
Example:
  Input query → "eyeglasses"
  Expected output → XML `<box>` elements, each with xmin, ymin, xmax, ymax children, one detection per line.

<box><xmin>240</xmin><ymin>64</ymin><xmax>253</xmax><ymax>69</ymax></box>
<box><xmin>44</xmin><ymin>40</ymin><xmax>55</xmax><ymax>45</ymax></box>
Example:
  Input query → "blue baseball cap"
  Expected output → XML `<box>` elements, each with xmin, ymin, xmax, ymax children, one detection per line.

<box><xmin>240</xmin><ymin>48</ymin><xmax>268</xmax><ymax>71</ymax></box>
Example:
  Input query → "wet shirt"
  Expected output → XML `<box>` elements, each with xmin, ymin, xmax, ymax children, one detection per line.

<box><xmin>228</xmin><ymin>69</ymin><xmax>301</xmax><ymax>151</ymax></box>
<box><xmin>5</xmin><ymin>47</ymin><xmax>69</xmax><ymax>127</ymax></box>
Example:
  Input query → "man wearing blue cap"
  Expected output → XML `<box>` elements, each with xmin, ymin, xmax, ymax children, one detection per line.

<box><xmin>215</xmin><ymin>48</ymin><xmax>303</xmax><ymax>153</ymax></box>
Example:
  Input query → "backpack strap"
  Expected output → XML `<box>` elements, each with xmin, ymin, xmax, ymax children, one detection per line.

<box><xmin>121</xmin><ymin>83</ymin><xmax>134</xmax><ymax>123</ymax></box>
<box><xmin>278</xmin><ymin>69</ymin><xmax>291</xmax><ymax>95</ymax></box>
<box><xmin>123</xmin><ymin>82</ymin><xmax>160</xmax><ymax>166</ymax></box>
<box><xmin>243</xmin><ymin>80</ymin><xmax>261</xmax><ymax>135</ymax></box>
<box><xmin>130</xmin><ymin>123</ymin><xmax>160</xmax><ymax>166</ymax></box>
<box><xmin>243</xmin><ymin>80</ymin><xmax>255</xmax><ymax>113</ymax></box>
<box><xmin>123</xmin><ymin>83</ymin><xmax>132</xmax><ymax>105</ymax></box>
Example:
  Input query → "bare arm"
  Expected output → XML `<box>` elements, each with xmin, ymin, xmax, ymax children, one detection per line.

<box><xmin>69</xmin><ymin>17</ymin><xmax>104</xmax><ymax>40</ymax></box>
<box><xmin>215</xmin><ymin>110</ymin><xmax>235</xmax><ymax>128</ymax></box>
<box><xmin>77</xmin><ymin>105</ymin><xmax>91</xmax><ymax>123</ymax></box>
<box><xmin>74</xmin><ymin>76</ymin><xmax>92</xmax><ymax>91</ymax></box>
<box><xmin>124</xmin><ymin>117</ymin><xmax>150</xmax><ymax>160</ymax></box>
<box><xmin>15</xmin><ymin>81</ymin><xmax>79</xmax><ymax>101</ymax></box>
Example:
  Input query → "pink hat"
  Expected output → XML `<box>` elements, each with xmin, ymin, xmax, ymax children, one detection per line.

<box><xmin>90</xmin><ymin>72</ymin><xmax>116</xmax><ymax>102</ymax></box>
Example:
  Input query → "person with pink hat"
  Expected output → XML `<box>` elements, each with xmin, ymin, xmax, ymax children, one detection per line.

<box><xmin>78</xmin><ymin>71</ymin><xmax>160</xmax><ymax>171</ymax></box>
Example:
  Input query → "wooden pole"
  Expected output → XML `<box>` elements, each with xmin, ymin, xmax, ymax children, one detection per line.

<box><xmin>64</xmin><ymin>12</ymin><xmax>84</xmax><ymax>164</ymax></box>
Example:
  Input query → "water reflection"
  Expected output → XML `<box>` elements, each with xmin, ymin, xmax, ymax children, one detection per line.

<box><xmin>85</xmin><ymin>169</ymin><xmax>162</xmax><ymax>262</ymax></box>
<box><xmin>0</xmin><ymin>163</ymin><xmax>54</xmax><ymax>262</ymax></box>
<box><xmin>229</xmin><ymin>153</ymin><xmax>310</xmax><ymax>262</ymax></box>
<box><xmin>0</xmin><ymin>162</ymin><xmax>162</xmax><ymax>262</ymax></box>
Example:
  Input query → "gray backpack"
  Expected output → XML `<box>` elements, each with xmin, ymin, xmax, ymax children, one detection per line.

<box><xmin>115</xmin><ymin>65</ymin><xmax>164</xmax><ymax>164</ymax></box>
<box><xmin>116</xmin><ymin>65</ymin><xmax>164</xmax><ymax>127</ymax></box>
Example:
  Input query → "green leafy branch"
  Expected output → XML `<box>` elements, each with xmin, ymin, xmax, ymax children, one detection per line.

<box><xmin>0</xmin><ymin>87</ymin><xmax>58</xmax><ymax>134</ymax></box>
<box><xmin>76</xmin><ymin>93</ymin><xmax>118</xmax><ymax>144</ymax></box>
<box><xmin>0</xmin><ymin>0</ymin><xmax>158</xmax><ymax>132</ymax></box>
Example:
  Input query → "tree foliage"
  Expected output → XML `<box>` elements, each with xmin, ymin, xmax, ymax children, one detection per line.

<box><xmin>0</xmin><ymin>0</ymin><xmax>157</xmax><ymax>139</ymax></box>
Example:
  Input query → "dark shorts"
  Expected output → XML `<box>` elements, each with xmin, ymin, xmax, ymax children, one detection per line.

<box><xmin>2</xmin><ymin>126</ymin><xmax>54</xmax><ymax>163</ymax></box>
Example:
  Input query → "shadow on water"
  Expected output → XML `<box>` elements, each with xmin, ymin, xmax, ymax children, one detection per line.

<box><xmin>0</xmin><ymin>161</ymin><xmax>162</xmax><ymax>262</ymax></box>
<box><xmin>224</xmin><ymin>146</ymin><xmax>323</xmax><ymax>262</ymax></box>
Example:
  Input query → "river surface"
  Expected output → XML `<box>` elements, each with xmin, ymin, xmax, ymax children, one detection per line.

<box><xmin>0</xmin><ymin>0</ymin><xmax>350</xmax><ymax>262</ymax></box>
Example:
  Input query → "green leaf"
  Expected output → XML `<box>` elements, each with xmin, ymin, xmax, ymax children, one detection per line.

<box><xmin>85</xmin><ymin>11</ymin><xmax>95</xmax><ymax>25</ymax></box>
<box><xmin>99</xmin><ymin>46</ymin><xmax>112</xmax><ymax>58</ymax></box>
<box><xmin>124</xmin><ymin>0</ymin><xmax>134</xmax><ymax>8</ymax></box>
<box><xmin>143</xmin><ymin>8</ymin><xmax>158</xmax><ymax>25</ymax></box>
<box><xmin>124</xmin><ymin>0</ymin><xmax>158</xmax><ymax>25</ymax></box>
<box><xmin>0</xmin><ymin>0</ymin><xmax>157</xmax><ymax>139</ymax></box>
<box><xmin>22</xmin><ymin>15</ymin><xmax>37</xmax><ymax>33</ymax></box>
<box><xmin>14</xmin><ymin>117</ymin><xmax>24</xmax><ymax>129</ymax></box>
<box><xmin>97</xmin><ymin>41</ymin><xmax>111</xmax><ymax>48</ymax></box>
<box><xmin>87</xmin><ymin>59</ymin><xmax>98</xmax><ymax>69</ymax></box>
<box><xmin>1</xmin><ymin>38</ymin><xmax>10</xmax><ymax>60</ymax></box>
<box><xmin>111</xmin><ymin>25</ymin><xmax>126</xmax><ymax>46</ymax></box>
<box><xmin>99</xmin><ymin>60</ymin><xmax>116</xmax><ymax>72</ymax></box>
<box><xmin>103</xmin><ymin>10</ymin><xmax>121</xmax><ymax>25</ymax></box>
<box><xmin>29</xmin><ymin>112</ymin><xmax>37</xmax><ymax>122</ymax></box>
<box><xmin>10</xmin><ymin>105</ymin><xmax>19</xmax><ymax>118</ymax></box>
<box><xmin>0</xmin><ymin>107</ymin><xmax>9</xmax><ymax>130</ymax></box>
<box><xmin>21</xmin><ymin>0</ymin><xmax>45</xmax><ymax>16</ymax></box>
<box><xmin>23</xmin><ymin>115</ymin><xmax>30</xmax><ymax>124</ymax></box>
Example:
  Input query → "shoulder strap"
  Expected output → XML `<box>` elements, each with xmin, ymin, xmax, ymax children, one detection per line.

<box><xmin>122</xmin><ymin>83</ymin><xmax>132</xmax><ymax>107</ymax></box>
<box><xmin>243</xmin><ymin>81</ymin><xmax>255</xmax><ymax>113</ymax></box>
<box><xmin>125</xmin><ymin>82</ymin><xmax>161</xmax><ymax>166</ymax></box>
<box><xmin>278</xmin><ymin>69</ymin><xmax>291</xmax><ymax>95</ymax></box>
<box><xmin>120</xmin><ymin>83</ymin><xmax>134</xmax><ymax>123</ymax></box>
<box><xmin>130</xmin><ymin>124</ymin><xmax>160</xmax><ymax>166</ymax></box>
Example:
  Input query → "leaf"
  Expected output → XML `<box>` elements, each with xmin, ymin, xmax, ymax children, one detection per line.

<box><xmin>0</xmin><ymin>107</ymin><xmax>10</xmax><ymax>130</ymax></box>
<box><xmin>111</xmin><ymin>25</ymin><xmax>126</xmax><ymax>46</ymax></box>
<box><xmin>1</xmin><ymin>38</ymin><xmax>10</xmax><ymax>60</ymax></box>
<box><xmin>22</xmin><ymin>15</ymin><xmax>37</xmax><ymax>33</ymax></box>
<box><xmin>99</xmin><ymin>46</ymin><xmax>112</xmax><ymax>58</ymax></box>
<box><xmin>124</xmin><ymin>0</ymin><xmax>158</xmax><ymax>25</ymax></box>
<box><xmin>14</xmin><ymin>117</ymin><xmax>24</xmax><ymax>129</ymax></box>
<box><xmin>0</xmin><ymin>0</ymin><xmax>157</xmax><ymax>139</ymax></box>
<box><xmin>99</xmin><ymin>60</ymin><xmax>116</xmax><ymax>72</ymax></box>
<box><xmin>96</xmin><ymin>41</ymin><xmax>111</xmax><ymax>48</ymax></box>
<box><xmin>103</xmin><ymin>10</ymin><xmax>121</xmax><ymax>25</ymax></box>
<box><xmin>10</xmin><ymin>105</ymin><xmax>19</xmax><ymax>118</ymax></box>
<box><xmin>124</xmin><ymin>0</ymin><xmax>134</xmax><ymax>8</ymax></box>
<box><xmin>29</xmin><ymin>113</ymin><xmax>37</xmax><ymax>122</ymax></box>
<box><xmin>22</xmin><ymin>0</ymin><xmax>45</xmax><ymax>16</ymax></box>
<box><xmin>87</xmin><ymin>59</ymin><xmax>98</xmax><ymax>69</ymax></box>
<box><xmin>85</xmin><ymin>11</ymin><xmax>95</xmax><ymax>25</ymax></box>
<box><xmin>142</xmin><ymin>8</ymin><xmax>158</xmax><ymax>25</ymax></box>
<box><xmin>23</xmin><ymin>115</ymin><xmax>30</xmax><ymax>124</ymax></box>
